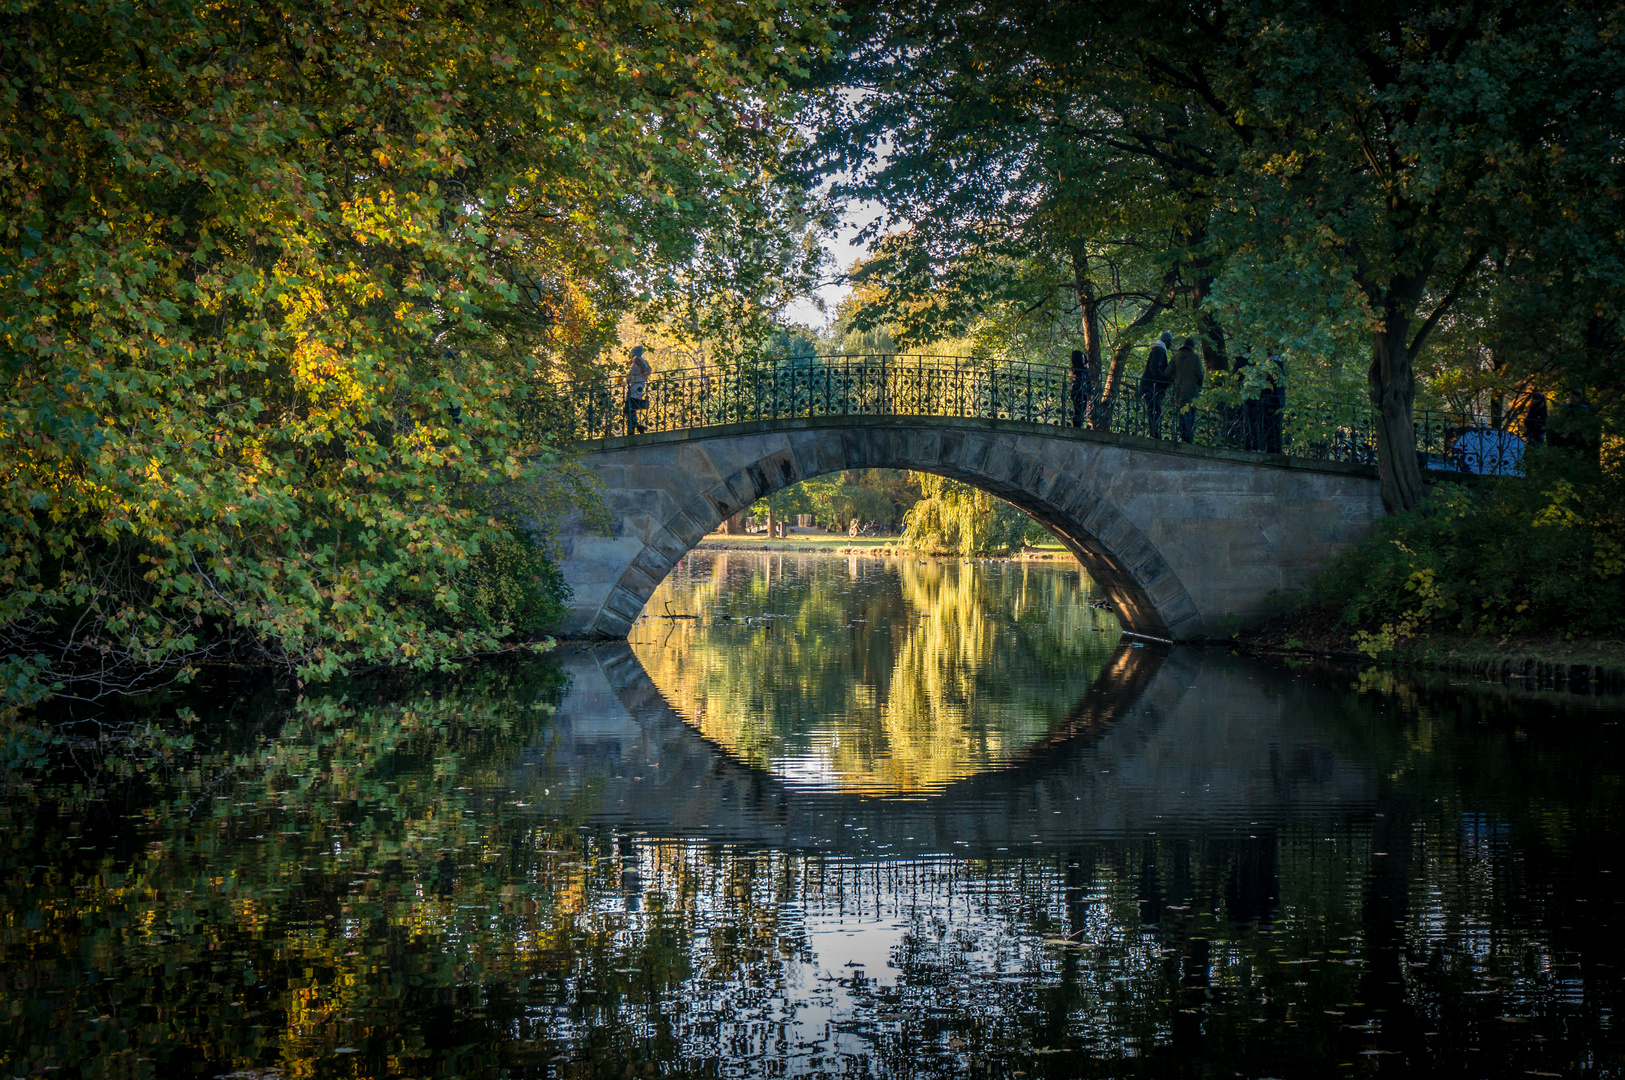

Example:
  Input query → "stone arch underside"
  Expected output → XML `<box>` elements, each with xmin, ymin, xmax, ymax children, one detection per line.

<box><xmin>554</xmin><ymin>420</ymin><xmax>1385</xmax><ymax>641</ymax></box>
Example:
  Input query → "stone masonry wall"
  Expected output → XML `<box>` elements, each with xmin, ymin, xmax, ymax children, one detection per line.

<box><xmin>549</xmin><ymin>416</ymin><xmax>1383</xmax><ymax>641</ymax></box>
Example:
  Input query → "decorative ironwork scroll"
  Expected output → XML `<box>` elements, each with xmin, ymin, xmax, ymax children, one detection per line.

<box><xmin>521</xmin><ymin>354</ymin><xmax>1522</xmax><ymax>477</ymax></box>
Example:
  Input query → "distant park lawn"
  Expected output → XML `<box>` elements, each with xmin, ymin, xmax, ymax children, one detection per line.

<box><xmin>697</xmin><ymin>529</ymin><xmax>1074</xmax><ymax>557</ymax></box>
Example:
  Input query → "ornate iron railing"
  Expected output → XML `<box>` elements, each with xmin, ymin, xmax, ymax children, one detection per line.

<box><xmin>522</xmin><ymin>354</ymin><xmax>1524</xmax><ymax>476</ymax></box>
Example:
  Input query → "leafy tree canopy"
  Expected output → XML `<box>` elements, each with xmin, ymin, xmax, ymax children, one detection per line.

<box><xmin>802</xmin><ymin>0</ymin><xmax>1625</xmax><ymax>512</ymax></box>
<box><xmin>1</xmin><ymin>0</ymin><xmax>835</xmax><ymax>710</ymax></box>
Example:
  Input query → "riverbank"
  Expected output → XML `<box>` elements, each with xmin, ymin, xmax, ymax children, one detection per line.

<box><xmin>694</xmin><ymin>532</ymin><xmax>1078</xmax><ymax>560</ymax></box>
<box><xmin>1236</xmin><ymin>605</ymin><xmax>1625</xmax><ymax>693</ymax></box>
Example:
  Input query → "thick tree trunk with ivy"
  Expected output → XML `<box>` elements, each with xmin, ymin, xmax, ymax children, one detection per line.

<box><xmin>1369</xmin><ymin>311</ymin><xmax>1428</xmax><ymax>514</ymax></box>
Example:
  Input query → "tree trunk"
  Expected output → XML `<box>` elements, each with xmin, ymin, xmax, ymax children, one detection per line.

<box><xmin>1198</xmin><ymin>310</ymin><xmax>1229</xmax><ymax>373</ymax></box>
<box><xmin>1071</xmin><ymin>247</ymin><xmax>1103</xmax><ymax>374</ymax></box>
<box><xmin>1370</xmin><ymin>313</ymin><xmax>1427</xmax><ymax>513</ymax></box>
<box><xmin>1102</xmin><ymin>267</ymin><xmax>1182</xmax><ymax>408</ymax></box>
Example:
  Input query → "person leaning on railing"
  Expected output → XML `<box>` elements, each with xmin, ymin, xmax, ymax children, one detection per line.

<box><xmin>1548</xmin><ymin>388</ymin><xmax>1602</xmax><ymax>469</ymax></box>
<box><xmin>1069</xmin><ymin>350</ymin><xmax>1091</xmax><ymax>428</ymax></box>
<box><xmin>1261</xmin><ymin>353</ymin><xmax>1286</xmax><ymax>453</ymax></box>
<box><xmin>1226</xmin><ymin>349</ymin><xmax>1287</xmax><ymax>454</ymax></box>
<box><xmin>1512</xmin><ymin>382</ymin><xmax>1548</xmax><ymax>446</ymax></box>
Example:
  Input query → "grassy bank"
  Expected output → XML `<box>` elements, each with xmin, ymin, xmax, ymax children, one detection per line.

<box><xmin>1237</xmin><ymin>605</ymin><xmax>1625</xmax><ymax>693</ymax></box>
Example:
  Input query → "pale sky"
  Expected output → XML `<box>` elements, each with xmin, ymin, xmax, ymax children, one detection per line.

<box><xmin>783</xmin><ymin>196</ymin><xmax>889</xmax><ymax>331</ymax></box>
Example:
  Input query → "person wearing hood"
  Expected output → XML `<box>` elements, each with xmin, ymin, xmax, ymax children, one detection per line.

<box><xmin>1171</xmin><ymin>336</ymin><xmax>1204</xmax><ymax>443</ymax></box>
<box><xmin>1137</xmin><ymin>331</ymin><xmax>1174</xmax><ymax>438</ymax></box>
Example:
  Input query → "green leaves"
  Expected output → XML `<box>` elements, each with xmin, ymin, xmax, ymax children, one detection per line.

<box><xmin>815</xmin><ymin>1</ymin><xmax>1624</xmax><ymax>511</ymax></box>
<box><xmin>0</xmin><ymin>0</ymin><xmax>835</xmax><ymax>708</ymax></box>
<box><xmin>900</xmin><ymin>475</ymin><xmax>1041</xmax><ymax>557</ymax></box>
<box><xmin>1317</xmin><ymin>458</ymin><xmax>1625</xmax><ymax>640</ymax></box>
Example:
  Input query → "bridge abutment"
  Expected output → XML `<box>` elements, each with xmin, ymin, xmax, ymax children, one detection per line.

<box><xmin>549</xmin><ymin>417</ymin><xmax>1383</xmax><ymax>641</ymax></box>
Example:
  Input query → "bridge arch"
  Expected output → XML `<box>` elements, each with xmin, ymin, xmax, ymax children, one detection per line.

<box><xmin>551</xmin><ymin>416</ymin><xmax>1383</xmax><ymax>641</ymax></box>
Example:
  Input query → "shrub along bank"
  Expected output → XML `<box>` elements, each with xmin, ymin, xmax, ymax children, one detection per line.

<box><xmin>1240</xmin><ymin>448</ymin><xmax>1625</xmax><ymax>683</ymax></box>
<box><xmin>0</xmin><ymin>1</ymin><xmax>831</xmax><ymax>714</ymax></box>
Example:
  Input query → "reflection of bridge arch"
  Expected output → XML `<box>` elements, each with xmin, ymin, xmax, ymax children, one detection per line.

<box><xmin>520</xmin><ymin>642</ymin><xmax>1375</xmax><ymax>856</ymax></box>
<box><xmin>553</xmin><ymin>416</ymin><xmax>1382</xmax><ymax>641</ymax></box>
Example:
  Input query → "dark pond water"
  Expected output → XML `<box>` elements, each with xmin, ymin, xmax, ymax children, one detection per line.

<box><xmin>3</xmin><ymin>550</ymin><xmax>1624</xmax><ymax>1079</ymax></box>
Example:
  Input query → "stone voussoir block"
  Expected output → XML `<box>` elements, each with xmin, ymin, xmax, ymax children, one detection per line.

<box><xmin>722</xmin><ymin>468</ymin><xmax>761</xmax><ymax>509</ymax></box>
<box><xmin>668</xmin><ymin>504</ymin><xmax>719</xmax><ymax>549</ymax></box>
<box><xmin>613</xmin><ymin>559</ymin><xmax>664</xmax><ymax>601</ymax></box>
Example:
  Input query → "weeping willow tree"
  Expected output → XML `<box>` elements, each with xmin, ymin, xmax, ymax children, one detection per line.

<box><xmin>899</xmin><ymin>476</ymin><xmax>1045</xmax><ymax>556</ymax></box>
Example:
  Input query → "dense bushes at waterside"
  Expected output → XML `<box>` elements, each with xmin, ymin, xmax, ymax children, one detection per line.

<box><xmin>1314</xmin><ymin>451</ymin><xmax>1625</xmax><ymax>654</ymax></box>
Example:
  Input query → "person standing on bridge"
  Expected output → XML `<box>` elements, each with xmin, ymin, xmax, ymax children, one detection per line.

<box><xmin>624</xmin><ymin>344</ymin><xmax>652</xmax><ymax>435</ymax></box>
<box><xmin>1171</xmin><ymin>336</ymin><xmax>1204</xmax><ymax>443</ymax></box>
<box><xmin>1069</xmin><ymin>349</ymin><xmax>1096</xmax><ymax>429</ymax></box>
<box><xmin>1513</xmin><ymin>382</ymin><xmax>1548</xmax><ymax>446</ymax></box>
<box><xmin>1137</xmin><ymin>331</ymin><xmax>1173</xmax><ymax>438</ymax></box>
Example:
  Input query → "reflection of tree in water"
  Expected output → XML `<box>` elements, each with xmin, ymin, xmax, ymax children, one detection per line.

<box><xmin>1</xmin><ymin>660</ymin><xmax>587</xmax><ymax>1079</ymax></box>
<box><xmin>3</xmin><ymin>652</ymin><xmax>1621</xmax><ymax>1078</ymax></box>
<box><xmin>631</xmin><ymin>553</ymin><xmax>1122</xmax><ymax>793</ymax></box>
<box><xmin>880</xmin><ymin>560</ymin><xmax>1116</xmax><ymax>790</ymax></box>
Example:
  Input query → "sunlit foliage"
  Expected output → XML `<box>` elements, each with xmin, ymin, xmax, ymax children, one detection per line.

<box><xmin>1316</xmin><ymin>451</ymin><xmax>1625</xmax><ymax>649</ymax></box>
<box><xmin>805</xmin><ymin>0</ymin><xmax>1625</xmax><ymax>513</ymax></box>
<box><xmin>900</xmin><ymin>475</ymin><xmax>1045</xmax><ymax>557</ymax></box>
<box><xmin>759</xmin><ymin>468</ymin><xmax>922</xmax><ymax>533</ymax></box>
<box><xmin>0</xmin><ymin>0</ymin><xmax>834</xmax><ymax>708</ymax></box>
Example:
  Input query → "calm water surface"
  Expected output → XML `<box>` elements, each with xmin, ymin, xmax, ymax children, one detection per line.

<box><xmin>2</xmin><ymin>551</ymin><xmax>1623</xmax><ymax>1079</ymax></box>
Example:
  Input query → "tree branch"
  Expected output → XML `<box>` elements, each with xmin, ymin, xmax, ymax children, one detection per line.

<box><xmin>1410</xmin><ymin>246</ymin><xmax>1490</xmax><ymax>357</ymax></box>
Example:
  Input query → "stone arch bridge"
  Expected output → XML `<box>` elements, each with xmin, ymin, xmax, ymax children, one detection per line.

<box><xmin>542</xmin><ymin>355</ymin><xmax>1395</xmax><ymax>641</ymax></box>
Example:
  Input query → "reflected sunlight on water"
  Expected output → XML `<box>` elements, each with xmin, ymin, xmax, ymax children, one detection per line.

<box><xmin>629</xmin><ymin>552</ymin><xmax>1122</xmax><ymax>795</ymax></box>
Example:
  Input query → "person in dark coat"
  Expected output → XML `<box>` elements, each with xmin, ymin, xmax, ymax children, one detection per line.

<box><xmin>1514</xmin><ymin>385</ymin><xmax>1548</xmax><ymax>446</ymax></box>
<box><xmin>1170</xmin><ymin>337</ymin><xmax>1204</xmax><ymax>443</ymax></box>
<box><xmin>1069</xmin><ymin>349</ymin><xmax>1095</xmax><ymax>428</ymax></box>
<box><xmin>1261</xmin><ymin>353</ymin><xmax>1286</xmax><ymax>453</ymax></box>
<box><xmin>1549</xmin><ymin>389</ymin><xmax>1600</xmax><ymax>467</ymax></box>
<box><xmin>1231</xmin><ymin>351</ymin><xmax>1261</xmax><ymax>450</ymax></box>
<box><xmin>1137</xmin><ymin>332</ymin><xmax>1173</xmax><ymax>438</ymax></box>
